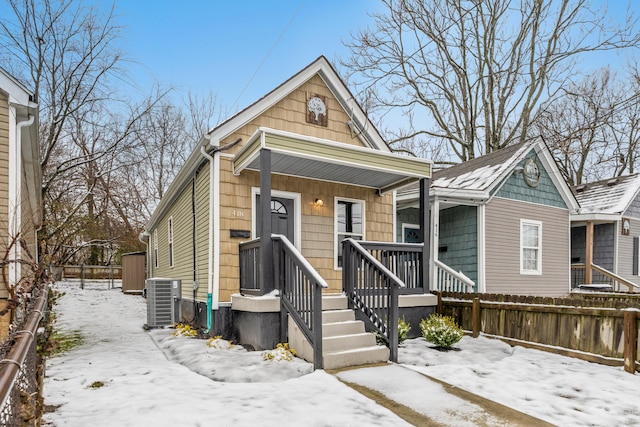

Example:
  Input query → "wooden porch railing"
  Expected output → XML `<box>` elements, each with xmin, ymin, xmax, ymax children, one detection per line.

<box><xmin>239</xmin><ymin>238</ymin><xmax>261</xmax><ymax>294</ymax></box>
<box><xmin>433</xmin><ymin>259</ymin><xmax>475</xmax><ymax>293</ymax></box>
<box><xmin>342</xmin><ymin>238</ymin><xmax>405</xmax><ymax>362</ymax></box>
<box><xmin>272</xmin><ymin>235</ymin><xmax>327</xmax><ymax>369</ymax></box>
<box><xmin>359</xmin><ymin>241</ymin><xmax>424</xmax><ymax>293</ymax></box>
<box><xmin>571</xmin><ymin>263</ymin><xmax>640</xmax><ymax>292</ymax></box>
<box><xmin>239</xmin><ymin>235</ymin><xmax>327</xmax><ymax>369</ymax></box>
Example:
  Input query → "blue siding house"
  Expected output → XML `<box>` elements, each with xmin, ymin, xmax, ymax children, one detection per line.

<box><xmin>397</xmin><ymin>139</ymin><xmax>580</xmax><ymax>297</ymax></box>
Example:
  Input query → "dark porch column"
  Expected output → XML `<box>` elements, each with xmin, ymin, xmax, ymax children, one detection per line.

<box><xmin>419</xmin><ymin>178</ymin><xmax>431</xmax><ymax>292</ymax></box>
<box><xmin>260</xmin><ymin>149</ymin><xmax>274</xmax><ymax>294</ymax></box>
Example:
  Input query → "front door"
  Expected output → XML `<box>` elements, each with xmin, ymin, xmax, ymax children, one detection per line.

<box><xmin>256</xmin><ymin>195</ymin><xmax>295</xmax><ymax>244</ymax></box>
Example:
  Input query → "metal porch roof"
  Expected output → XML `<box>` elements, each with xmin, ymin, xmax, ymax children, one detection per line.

<box><xmin>233</xmin><ymin>128</ymin><xmax>432</xmax><ymax>194</ymax></box>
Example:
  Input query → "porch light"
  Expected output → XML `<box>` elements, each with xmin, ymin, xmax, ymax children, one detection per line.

<box><xmin>314</xmin><ymin>198</ymin><xmax>324</xmax><ymax>207</ymax></box>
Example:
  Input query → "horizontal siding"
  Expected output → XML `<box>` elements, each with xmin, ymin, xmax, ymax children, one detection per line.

<box><xmin>618</xmin><ymin>219</ymin><xmax>640</xmax><ymax>286</ymax></box>
<box><xmin>0</xmin><ymin>96</ymin><xmax>9</xmax><ymax>298</ymax></box>
<box><xmin>485</xmin><ymin>197</ymin><xmax>571</xmax><ymax>297</ymax></box>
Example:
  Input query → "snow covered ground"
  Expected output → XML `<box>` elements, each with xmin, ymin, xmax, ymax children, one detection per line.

<box><xmin>42</xmin><ymin>282</ymin><xmax>640</xmax><ymax>426</ymax></box>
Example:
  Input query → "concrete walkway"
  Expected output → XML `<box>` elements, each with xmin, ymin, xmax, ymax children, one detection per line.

<box><xmin>332</xmin><ymin>364</ymin><xmax>555</xmax><ymax>427</ymax></box>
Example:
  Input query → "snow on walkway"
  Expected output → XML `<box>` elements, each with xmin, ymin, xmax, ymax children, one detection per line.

<box><xmin>43</xmin><ymin>281</ymin><xmax>640</xmax><ymax>427</ymax></box>
<box><xmin>43</xmin><ymin>282</ymin><xmax>410</xmax><ymax>426</ymax></box>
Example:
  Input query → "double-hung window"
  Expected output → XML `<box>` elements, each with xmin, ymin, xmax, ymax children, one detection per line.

<box><xmin>168</xmin><ymin>217</ymin><xmax>174</xmax><ymax>268</ymax></box>
<box><xmin>335</xmin><ymin>198</ymin><xmax>365</xmax><ymax>268</ymax></box>
<box><xmin>521</xmin><ymin>219</ymin><xmax>542</xmax><ymax>275</ymax></box>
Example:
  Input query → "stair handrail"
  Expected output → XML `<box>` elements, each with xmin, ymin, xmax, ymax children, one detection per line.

<box><xmin>272</xmin><ymin>234</ymin><xmax>327</xmax><ymax>369</ymax></box>
<box><xmin>342</xmin><ymin>238</ymin><xmax>405</xmax><ymax>362</ymax></box>
<box><xmin>572</xmin><ymin>262</ymin><xmax>640</xmax><ymax>292</ymax></box>
<box><xmin>434</xmin><ymin>259</ymin><xmax>475</xmax><ymax>293</ymax></box>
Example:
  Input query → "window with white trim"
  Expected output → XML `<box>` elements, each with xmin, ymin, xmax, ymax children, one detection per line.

<box><xmin>335</xmin><ymin>198</ymin><xmax>365</xmax><ymax>268</ymax></box>
<box><xmin>168</xmin><ymin>217</ymin><xmax>174</xmax><ymax>268</ymax></box>
<box><xmin>153</xmin><ymin>229</ymin><xmax>158</xmax><ymax>269</ymax></box>
<box><xmin>521</xmin><ymin>219</ymin><xmax>542</xmax><ymax>275</ymax></box>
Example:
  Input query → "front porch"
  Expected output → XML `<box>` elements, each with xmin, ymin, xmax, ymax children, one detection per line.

<box><xmin>227</xmin><ymin>127</ymin><xmax>435</xmax><ymax>369</ymax></box>
<box><xmin>236</xmin><ymin>234</ymin><xmax>437</xmax><ymax>369</ymax></box>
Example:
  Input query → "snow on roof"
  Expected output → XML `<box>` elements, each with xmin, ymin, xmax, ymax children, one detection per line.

<box><xmin>432</xmin><ymin>142</ymin><xmax>531</xmax><ymax>191</ymax></box>
<box><xmin>573</xmin><ymin>173</ymin><xmax>640</xmax><ymax>215</ymax></box>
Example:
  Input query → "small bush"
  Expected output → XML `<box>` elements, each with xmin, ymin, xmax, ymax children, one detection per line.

<box><xmin>207</xmin><ymin>336</ymin><xmax>235</xmax><ymax>350</ymax></box>
<box><xmin>398</xmin><ymin>316</ymin><xmax>411</xmax><ymax>344</ymax></box>
<box><xmin>420</xmin><ymin>314</ymin><xmax>463</xmax><ymax>349</ymax></box>
<box><xmin>173</xmin><ymin>323</ymin><xmax>197</xmax><ymax>337</ymax></box>
<box><xmin>376</xmin><ymin>316</ymin><xmax>412</xmax><ymax>345</ymax></box>
<box><xmin>261</xmin><ymin>343</ymin><xmax>297</xmax><ymax>362</ymax></box>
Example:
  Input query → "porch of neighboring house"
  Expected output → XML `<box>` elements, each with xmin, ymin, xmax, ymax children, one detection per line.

<box><xmin>231</xmin><ymin>129</ymin><xmax>436</xmax><ymax>370</ymax></box>
<box><xmin>570</xmin><ymin>175</ymin><xmax>640</xmax><ymax>293</ymax></box>
<box><xmin>570</xmin><ymin>220</ymin><xmax>640</xmax><ymax>292</ymax></box>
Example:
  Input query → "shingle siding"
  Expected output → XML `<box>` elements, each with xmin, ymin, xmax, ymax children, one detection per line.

<box><xmin>438</xmin><ymin>205</ymin><xmax>478</xmax><ymax>285</ymax></box>
<box><xmin>625</xmin><ymin>191</ymin><xmax>640</xmax><ymax>219</ymax></box>
<box><xmin>495</xmin><ymin>152</ymin><xmax>567</xmax><ymax>209</ymax></box>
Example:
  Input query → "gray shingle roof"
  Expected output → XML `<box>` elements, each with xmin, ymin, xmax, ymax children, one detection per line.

<box><xmin>573</xmin><ymin>173</ymin><xmax>640</xmax><ymax>215</ymax></box>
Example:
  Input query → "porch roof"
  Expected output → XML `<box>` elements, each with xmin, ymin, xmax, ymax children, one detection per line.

<box><xmin>233</xmin><ymin>128</ymin><xmax>432</xmax><ymax>194</ymax></box>
<box><xmin>572</xmin><ymin>173</ymin><xmax>640</xmax><ymax>218</ymax></box>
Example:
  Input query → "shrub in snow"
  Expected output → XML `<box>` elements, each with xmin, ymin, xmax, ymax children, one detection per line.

<box><xmin>207</xmin><ymin>336</ymin><xmax>235</xmax><ymax>349</ymax></box>
<box><xmin>420</xmin><ymin>314</ymin><xmax>463</xmax><ymax>349</ymax></box>
<box><xmin>173</xmin><ymin>323</ymin><xmax>197</xmax><ymax>337</ymax></box>
<box><xmin>376</xmin><ymin>316</ymin><xmax>411</xmax><ymax>345</ymax></box>
<box><xmin>261</xmin><ymin>343</ymin><xmax>297</xmax><ymax>362</ymax></box>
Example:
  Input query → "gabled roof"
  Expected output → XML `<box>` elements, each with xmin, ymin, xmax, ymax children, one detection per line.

<box><xmin>205</xmin><ymin>55</ymin><xmax>387</xmax><ymax>151</ymax></box>
<box><xmin>146</xmin><ymin>56</ymin><xmax>432</xmax><ymax>230</ymax></box>
<box><xmin>572</xmin><ymin>173</ymin><xmax>640</xmax><ymax>217</ymax></box>
<box><xmin>431</xmin><ymin>142</ymin><xmax>531</xmax><ymax>194</ymax></box>
<box><xmin>0</xmin><ymin>67</ymin><xmax>35</xmax><ymax>107</ymax></box>
<box><xmin>397</xmin><ymin>139</ymin><xmax>579</xmax><ymax>211</ymax></box>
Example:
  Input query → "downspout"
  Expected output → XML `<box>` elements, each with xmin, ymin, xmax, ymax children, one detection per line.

<box><xmin>200</xmin><ymin>144</ymin><xmax>217</xmax><ymax>333</ymax></box>
<box><xmin>138</xmin><ymin>231</ymin><xmax>151</xmax><ymax>279</ymax></box>
<box><xmin>199</xmin><ymin>136</ymin><xmax>242</xmax><ymax>334</ymax></box>
<box><xmin>12</xmin><ymin>113</ymin><xmax>35</xmax><ymax>285</ymax></box>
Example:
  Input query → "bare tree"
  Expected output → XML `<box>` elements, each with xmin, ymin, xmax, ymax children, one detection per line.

<box><xmin>536</xmin><ymin>67</ymin><xmax>640</xmax><ymax>184</ymax></box>
<box><xmin>0</xmin><ymin>0</ymin><xmax>172</xmax><ymax>264</ymax></box>
<box><xmin>342</xmin><ymin>0</ymin><xmax>640</xmax><ymax>163</ymax></box>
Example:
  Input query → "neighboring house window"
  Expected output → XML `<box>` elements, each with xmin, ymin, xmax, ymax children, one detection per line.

<box><xmin>633</xmin><ymin>236</ymin><xmax>639</xmax><ymax>276</ymax></box>
<box><xmin>153</xmin><ymin>229</ymin><xmax>158</xmax><ymax>269</ymax></box>
<box><xmin>402</xmin><ymin>224</ymin><xmax>421</xmax><ymax>243</ymax></box>
<box><xmin>521</xmin><ymin>219</ymin><xmax>542</xmax><ymax>275</ymax></box>
<box><xmin>168</xmin><ymin>217</ymin><xmax>174</xmax><ymax>267</ymax></box>
<box><xmin>335</xmin><ymin>198</ymin><xmax>365</xmax><ymax>268</ymax></box>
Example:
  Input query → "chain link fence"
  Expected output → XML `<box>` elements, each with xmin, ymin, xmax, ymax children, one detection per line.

<box><xmin>0</xmin><ymin>284</ymin><xmax>49</xmax><ymax>426</ymax></box>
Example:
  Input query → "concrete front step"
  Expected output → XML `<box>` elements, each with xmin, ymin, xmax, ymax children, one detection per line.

<box><xmin>323</xmin><ymin>332</ymin><xmax>377</xmax><ymax>353</ymax></box>
<box><xmin>322</xmin><ymin>294</ymin><xmax>348</xmax><ymax>311</ymax></box>
<box><xmin>323</xmin><ymin>345</ymin><xmax>390</xmax><ymax>370</ymax></box>
<box><xmin>323</xmin><ymin>320</ymin><xmax>364</xmax><ymax>337</ymax></box>
<box><xmin>322</xmin><ymin>309</ymin><xmax>355</xmax><ymax>324</ymax></box>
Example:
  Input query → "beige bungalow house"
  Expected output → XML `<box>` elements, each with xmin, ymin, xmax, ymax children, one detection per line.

<box><xmin>142</xmin><ymin>57</ymin><xmax>435</xmax><ymax>369</ymax></box>
<box><xmin>397</xmin><ymin>139</ymin><xmax>580</xmax><ymax>297</ymax></box>
<box><xmin>570</xmin><ymin>174</ymin><xmax>640</xmax><ymax>292</ymax></box>
<box><xmin>0</xmin><ymin>68</ymin><xmax>41</xmax><ymax>337</ymax></box>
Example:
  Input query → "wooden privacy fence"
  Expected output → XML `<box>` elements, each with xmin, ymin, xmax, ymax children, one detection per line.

<box><xmin>437</xmin><ymin>292</ymin><xmax>639</xmax><ymax>374</ymax></box>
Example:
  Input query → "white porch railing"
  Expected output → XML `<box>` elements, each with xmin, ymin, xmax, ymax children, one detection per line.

<box><xmin>433</xmin><ymin>259</ymin><xmax>475</xmax><ymax>293</ymax></box>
